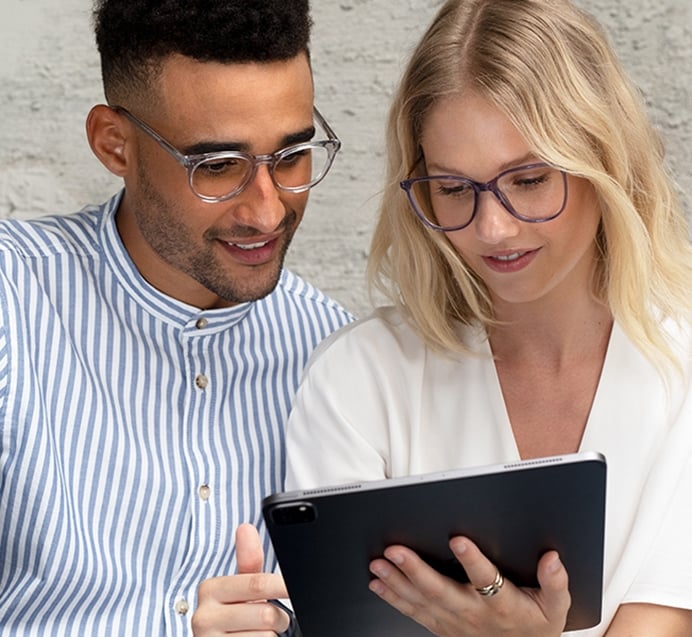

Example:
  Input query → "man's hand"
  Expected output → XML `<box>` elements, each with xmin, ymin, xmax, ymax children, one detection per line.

<box><xmin>192</xmin><ymin>523</ymin><xmax>291</xmax><ymax>636</ymax></box>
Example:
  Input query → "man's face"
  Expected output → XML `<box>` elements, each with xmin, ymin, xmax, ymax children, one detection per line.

<box><xmin>116</xmin><ymin>53</ymin><xmax>315</xmax><ymax>309</ymax></box>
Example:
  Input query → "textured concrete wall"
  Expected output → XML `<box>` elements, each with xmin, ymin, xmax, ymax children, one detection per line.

<box><xmin>1</xmin><ymin>0</ymin><xmax>690</xmax><ymax>316</ymax></box>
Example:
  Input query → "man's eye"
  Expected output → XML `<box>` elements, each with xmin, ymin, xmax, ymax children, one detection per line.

<box><xmin>197</xmin><ymin>158</ymin><xmax>246</xmax><ymax>176</ymax></box>
<box><xmin>279</xmin><ymin>149</ymin><xmax>310</xmax><ymax>166</ymax></box>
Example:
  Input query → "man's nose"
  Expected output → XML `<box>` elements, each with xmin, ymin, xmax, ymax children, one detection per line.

<box><xmin>233</xmin><ymin>163</ymin><xmax>286</xmax><ymax>232</ymax></box>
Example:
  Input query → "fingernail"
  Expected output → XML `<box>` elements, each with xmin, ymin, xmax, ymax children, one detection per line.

<box><xmin>548</xmin><ymin>554</ymin><xmax>561</xmax><ymax>573</ymax></box>
<box><xmin>369</xmin><ymin>579</ymin><xmax>385</xmax><ymax>595</ymax></box>
<box><xmin>371</xmin><ymin>564</ymin><xmax>389</xmax><ymax>578</ymax></box>
<box><xmin>451</xmin><ymin>539</ymin><xmax>467</xmax><ymax>554</ymax></box>
<box><xmin>388</xmin><ymin>551</ymin><xmax>404</xmax><ymax>566</ymax></box>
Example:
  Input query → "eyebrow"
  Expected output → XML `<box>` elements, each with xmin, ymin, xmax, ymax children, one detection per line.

<box><xmin>496</xmin><ymin>152</ymin><xmax>539</xmax><ymax>172</ymax></box>
<box><xmin>182</xmin><ymin>125</ymin><xmax>317</xmax><ymax>157</ymax></box>
<box><xmin>427</xmin><ymin>152</ymin><xmax>539</xmax><ymax>177</ymax></box>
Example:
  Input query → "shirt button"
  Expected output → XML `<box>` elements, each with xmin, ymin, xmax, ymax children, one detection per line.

<box><xmin>195</xmin><ymin>374</ymin><xmax>208</xmax><ymax>390</ymax></box>
<box><xmin>195</xmin><ymin>317</ymin><xmax>208</xmax><ymax>330</ymax></box>
<box><xmin>174</xmin><ymin>599</ymin><xmax>190</xmax><ymax>615</ymax></box>
<box><xmin>198</xmin><ymin>484</ymin><xmax>211</xmax><ymax>501</ymax></box>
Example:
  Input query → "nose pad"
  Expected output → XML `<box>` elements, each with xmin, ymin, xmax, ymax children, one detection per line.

<box><xmin>473</xmin><ymin>191</ymin><xmax>520</xmax><ymax>243</ymax></box>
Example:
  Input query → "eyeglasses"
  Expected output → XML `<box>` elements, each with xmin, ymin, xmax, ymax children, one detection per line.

<box><xmin>400</xmin><ymin>162</ymin><xmax>568</xmax><ymax>232</ymax></box>
<box><xmin>112</xmin><ymin>105</ymin><xmax>341</xmax><ymax>203</ymax></box>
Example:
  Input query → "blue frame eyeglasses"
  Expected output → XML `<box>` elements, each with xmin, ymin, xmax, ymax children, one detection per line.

<box><xmin>401</xmin><ymin>162</ymin><xmax>569</xmax><ymax>232</ymax></box>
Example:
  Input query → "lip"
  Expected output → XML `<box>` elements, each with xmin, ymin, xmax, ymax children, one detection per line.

<box><xmin>481</xmin><ymin>248</ymin><xmax>539</xmax><ymax>273</ymax></box>
<box><xmin>219</xmin><ymin>234</ymin><xmax>282</xmax><ymax>266</ymax></box>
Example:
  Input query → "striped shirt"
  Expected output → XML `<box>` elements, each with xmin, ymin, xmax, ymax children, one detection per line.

<box><xmin>0</xmin><ymin>192</ymin><xmax>354</xmax><ymax>636</ymax></box>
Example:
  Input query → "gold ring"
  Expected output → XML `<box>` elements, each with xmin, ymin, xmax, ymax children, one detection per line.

<box><xmin>474</xmin><ymin>570</ymin><xmax>504</xmax><ymax>597</ymax></box>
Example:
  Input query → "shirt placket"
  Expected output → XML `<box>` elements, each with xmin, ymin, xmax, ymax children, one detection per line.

<box><xmin>166</xmin><ymin>313</ymin><xmax>218</xmax><ymax>636</ymax></box>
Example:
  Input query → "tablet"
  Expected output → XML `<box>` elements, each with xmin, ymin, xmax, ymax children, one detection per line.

<box><xmin>263</xmin><ymin>451</ymin><xmax>606</xmax><ymax>636</ymax></box>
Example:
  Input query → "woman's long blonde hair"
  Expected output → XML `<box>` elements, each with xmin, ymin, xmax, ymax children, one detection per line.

<box><xmin>368</xmin><ymin>0</ymin><xmax>692</xmax><ymax>369</ymax></box>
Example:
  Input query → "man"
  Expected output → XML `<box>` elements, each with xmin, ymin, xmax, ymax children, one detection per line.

<box><xmin>0</xmin><ymin>1</ymin><xmax>352</xmax><ymax>635</ymax></box>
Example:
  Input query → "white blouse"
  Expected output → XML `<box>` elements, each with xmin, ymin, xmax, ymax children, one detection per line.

<box><xmin>286</xmin><ymin>307</ymin><xmax>692</xmax><ymax>636</ymax></box>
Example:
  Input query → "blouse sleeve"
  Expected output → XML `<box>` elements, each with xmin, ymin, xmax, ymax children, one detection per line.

<box><xmin>623</xmin><ymin>407</ymin><xmax>692</xmax><ymax>608</ymax></box>
<box><xmin>284</xmin><ymin>311</ymin><xmax>430</xmax><ymax>491</ymax></box>
<box><xmin>284</xmin><ymin>324</ymin><xmax>393</xmax><ymax>491</ymax></box>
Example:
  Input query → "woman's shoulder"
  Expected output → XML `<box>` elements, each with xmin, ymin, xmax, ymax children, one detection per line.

<box><xmin>303</xmin><ymin>306</ymin><xmax>439</xmax><ymax>378</ymax></box>
<box><xmin>308</xmin><ymin>306</ymin><xmax>421</xmax><ymax>362</ymax></box>
<box><xmin>304</xmin><ymin>306</ymin><xmax>488</xmax><ymax>374</ymax></box>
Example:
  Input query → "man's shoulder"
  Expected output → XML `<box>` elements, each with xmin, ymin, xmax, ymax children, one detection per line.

<box><xmin>303</xmin><ymin>306</ymin><xmax>412</xmax><ymax>360</ymax></box>
<box><xmin>270</xmin><ymin>269</ymin><xmax>355</xmax><ymax>325</ymax></box>
<box><xmin>0</xmin><ymin>204</ymin><xmax>106</xmax><ymax>261</ymax></box>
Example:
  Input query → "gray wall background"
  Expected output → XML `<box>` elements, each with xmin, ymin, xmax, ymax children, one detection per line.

<box><xmin>0</xmin><ymin>0</ymin><xmax>690</xmax><ymax>317</ymax></box>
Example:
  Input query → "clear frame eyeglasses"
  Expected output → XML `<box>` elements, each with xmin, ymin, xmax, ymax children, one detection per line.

<box><xmin>400</xmin><ymin>162</ymin><xmax>569</xmax><ymax>232</ymax></box>
<box><xmin>112</xmin><ymin>105</ymin><xmax>341</xmax><ymax>203</ymax></box>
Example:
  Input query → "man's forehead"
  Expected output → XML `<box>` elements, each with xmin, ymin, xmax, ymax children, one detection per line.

<box><xmin>151</xmin><ymin>53</ymin><xmax>315</xmax><ymax>151</ymax></box>
<box><xmin>155</xmin><ymin>52</ymin><xmax>313</xmax><ymax>99</ymax></box>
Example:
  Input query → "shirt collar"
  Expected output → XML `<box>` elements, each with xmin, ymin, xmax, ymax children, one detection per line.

<box><xmin>98</xmin><ymin>190</ymin><xmax>255</xmax><ymax>332</ymax></box>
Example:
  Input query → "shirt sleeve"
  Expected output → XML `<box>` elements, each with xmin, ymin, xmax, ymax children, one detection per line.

<box><xmin>0</xmin><ymin>284</ymin><xmax>9</xmax><ymax>428</ymax></box>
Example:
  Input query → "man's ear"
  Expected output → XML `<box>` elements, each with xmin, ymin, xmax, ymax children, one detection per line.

<box><xmin>86</xmin><ymin>104</ymin><xmax>131</xmax><ymax>177</ymax></box>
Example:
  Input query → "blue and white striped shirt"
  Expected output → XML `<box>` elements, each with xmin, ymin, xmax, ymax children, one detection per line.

<box><xmin>0</xmin><ymin>192</ymin><xmax>354</xmax><ymax>636</ymax></box>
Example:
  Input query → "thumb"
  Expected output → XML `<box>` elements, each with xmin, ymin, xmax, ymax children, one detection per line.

<box><xmin>235</xmin><ymin>523</ymin><xmax>265</xmax><ymax>574</ymax></box>
<box><xmin>536</xmin><ymin>551</ymin><xmax>571</xmax><ymax>626</ymax></box>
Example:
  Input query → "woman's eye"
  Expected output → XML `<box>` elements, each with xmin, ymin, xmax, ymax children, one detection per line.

<box><xmin>510</xmin><ymin>170</ymin><xmax>553</xmax><ymax>189</ymax></box>
<box><xmin>436</xmin><ymin>182</ymin><xmax>473</xmax><ymax>197</ymax></box>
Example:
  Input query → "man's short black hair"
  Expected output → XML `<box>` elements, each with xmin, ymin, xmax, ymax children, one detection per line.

<box><xmin>93</xmin><ymin>0</ymin><xmax>312</xmax><ymax>105</ymax></box>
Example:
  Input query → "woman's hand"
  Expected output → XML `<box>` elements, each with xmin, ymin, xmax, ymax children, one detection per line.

<box><xmin>368</xmin><ymin>535</ymin><xmax>570</xmax><ymax>637</ymax></box>
<box><xmin>191</xmin><ymin>524</ymin><xmax>291</xmax><ymax>636</ymax></box>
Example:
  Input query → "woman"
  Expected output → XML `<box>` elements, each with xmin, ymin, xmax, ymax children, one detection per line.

<box><xmin>285</xmin><ymin>0</ymin><xmax>692</xmax><ymax>635</ymax></box>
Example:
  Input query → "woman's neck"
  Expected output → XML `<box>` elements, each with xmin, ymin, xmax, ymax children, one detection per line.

<box><xmin>488</xmin><ymin>291</ymin><xmax>613</xmax><ymax>370</ymax></box>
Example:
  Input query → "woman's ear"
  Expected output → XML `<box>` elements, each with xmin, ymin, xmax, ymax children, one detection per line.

<box><xmin>86</xmin><ymin>104</ymin><xmax>130</xmax><ymax>177</ymax></box>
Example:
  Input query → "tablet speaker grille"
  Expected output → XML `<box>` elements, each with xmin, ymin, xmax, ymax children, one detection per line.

<box><xmin>302</xmin><ymin>483</ymin><xmax>364</xmax><ymax>496</ymax></box>
<box><xmin>503</xmin><ymin>456</ymin><xmax>565</xmax><ymax>470</ymax></box>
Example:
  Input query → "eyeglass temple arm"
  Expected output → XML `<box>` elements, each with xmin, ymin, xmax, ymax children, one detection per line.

<box><xmin>313</xmin><ymin>106</ymin><xmax>341</xmax><ymax>149</ymax></box>
<box><xmin>111</xmin><ymin>105</ymin><xmax>190</xmax><ymax>165</ymax></box>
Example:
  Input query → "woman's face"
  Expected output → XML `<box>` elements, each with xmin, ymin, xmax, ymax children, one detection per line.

<box><xmin>419</xmin><ymin>91</ymin><xmax>602</xmax><ymax>315</ymax></box>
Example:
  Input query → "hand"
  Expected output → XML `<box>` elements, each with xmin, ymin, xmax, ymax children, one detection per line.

<box><xmin>192</xmin><ymin>523</ymin><xmax>291</xmax><ymax>636</ymax></box>
<box><xmin>368</xmin><ymin>535</ymin><xmax>570</xmax><ymax>637</ymax></box>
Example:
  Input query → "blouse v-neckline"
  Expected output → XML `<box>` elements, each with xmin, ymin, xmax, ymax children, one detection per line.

<box><xmin>480</xmin><ymin>322</ymin><xmax>618</xmax><ymax>460</ymax></box>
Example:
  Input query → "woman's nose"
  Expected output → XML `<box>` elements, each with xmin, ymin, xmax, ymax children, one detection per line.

<box><xmin>472</xmin><ymin>191</ymin><xmax>521</xmax><ymax>244</ymax></box>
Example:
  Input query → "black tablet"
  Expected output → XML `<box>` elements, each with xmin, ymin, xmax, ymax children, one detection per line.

<box><xmin>263</xmin><ymin>451</ymin><xmax>606</xmax><ymax>636</ymax></box>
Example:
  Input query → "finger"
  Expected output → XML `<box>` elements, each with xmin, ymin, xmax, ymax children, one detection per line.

<box><xmin>448</xmin><ymin>536</ymin><xmax>502</xmax><ymax>594</ymax></box>
<box><xmin>536</xmin><ymin>551</ymin><xmax>571</xmax><ymax>622</ymax></box>
<box><xmin>192</xmin><ymin>597</ymin><xmax>290</xmax><ymax>635</ymax></box>
<box><xmin>370</xmin><ymin>548</ymin><xmax>472</xmax><ymax>635</ymax></box>
<box><xmin>380</xmin><ymin>545</ymin><xmax>458</xmax><ymax>603</ymax></box>
<box><xmin>368</xmin><ymin>556</ymin><xmax>425</xmax><ymax>620</ymax></box>
<box><xmin>369</xmin><ymin>546</ymin><xmax>464</xmax><ymax>618</ymax></box>
<box><xmin>236</xmin><ymin>523</ymin><xmax>265</xmax><ymax>574</ymax></box>
<box><xmin>197</xmin><ymin>573</ymin><xmax>289</xmax><ymax>605</ymax></box>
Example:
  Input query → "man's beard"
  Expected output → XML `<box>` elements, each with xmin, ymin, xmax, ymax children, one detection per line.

<box><xmin>133</xmin><ymin>165</ymin><xmax>298</xmax><ymax>306</ymax></box>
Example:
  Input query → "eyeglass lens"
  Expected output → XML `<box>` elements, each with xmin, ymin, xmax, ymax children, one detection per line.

<box><xmin>408</xmin><ymin>164</ymin><xmax>566</xmax><ymax>229</ymax></box>
<box><xmin>190</xmin><ymin>144</ymin><xmax>334</xmax><ymax>200</ymax></box>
